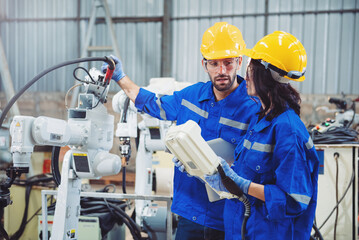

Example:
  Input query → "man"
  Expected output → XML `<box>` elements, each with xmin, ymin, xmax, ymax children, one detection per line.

<box><xmin>103</xmin><ymin>22</ymin><xmax>259</xmax><ymax>239</ymax></box>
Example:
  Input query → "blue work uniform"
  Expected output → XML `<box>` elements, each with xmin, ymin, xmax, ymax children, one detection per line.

<box><xmin>224</xmin><ymin>108</ymin><xmax>319</xmax><ymax>239</ymax></box>
<box><xmin>135</xmin><ymin>76</ymin><xmax>259</xmax><ymax>231</ymax></box>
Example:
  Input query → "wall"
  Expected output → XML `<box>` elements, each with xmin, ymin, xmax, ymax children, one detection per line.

<box><xmin>0</xmin><ymin>0</ymin><xmax>358</xmax><ymax>94</ymax></box>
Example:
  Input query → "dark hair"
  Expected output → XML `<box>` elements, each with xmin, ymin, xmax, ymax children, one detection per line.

<box><xmin>249</xmin><ymin>59</ymin><xmax>301</xmax><ymax>121</ymax></box>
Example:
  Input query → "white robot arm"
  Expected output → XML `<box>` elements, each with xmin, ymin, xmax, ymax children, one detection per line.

<box><xmin>10</xmin><ymin>68</ymin><xmax>122</xmax><ymax>179</ymax></box>
<box><xmin>10</xmin><ymin>113</ymin><xmax>121</xmax><ymax>179</ymax></box>
<box><xmin>7</xmin><ymin>66</ymin><xmax>121</xmax><ymax>240</ymax></box>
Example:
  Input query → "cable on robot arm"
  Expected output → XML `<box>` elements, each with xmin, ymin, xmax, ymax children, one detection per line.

<box><xmin>73</xmin><ymin>67</ymin><xmax>96</xmax><ymax>83</ymax></box>
<box><xmin>0</xmin><ymin>56</ymin><xmax>115</xmax><ymax>128</ymax></box>
<box><xmin>121</xmin><ymin>97</ymin><xmax>131</xmax><ymax>123</ymax></box>
<box><xmin>112</xmin><ymin>90</ymin><xmax>137</xmax><ymax>114</ymax></box>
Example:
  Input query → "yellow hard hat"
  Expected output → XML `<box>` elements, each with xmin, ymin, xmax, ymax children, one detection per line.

<box><xmin>200</xmin><ymin>22</ymin><xmax>246</xmax><ymax>60</ymax></box>
<box><xmin>241</xmin><ymin>31</ymin><xmax>307</xmax><ymax>82</ymax></box>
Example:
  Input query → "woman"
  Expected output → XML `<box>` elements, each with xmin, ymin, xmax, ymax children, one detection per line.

<box><xmin>205</xmin><ymin>31</ymin><xmax>319</xmax><ymax>240</ymax></box>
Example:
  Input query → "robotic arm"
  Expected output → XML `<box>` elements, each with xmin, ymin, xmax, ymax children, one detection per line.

<box><xmin>10</xmin><ymin>113</ymin><xmax>121</xmax><ymax>180</ymax></box>
<box><xmin>2</xmin><ymin>61</ymin><xmax>121</xmax><ymax>240</ymax></box>
<box><xmin>9</xmin><ymin>67</ymin><xmax>121</xmax><ymax>179</ymax></box>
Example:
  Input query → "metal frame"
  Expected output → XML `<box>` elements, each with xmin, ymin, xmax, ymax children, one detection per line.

<box><xmin>2</xmin><ymin>9</ymin><xmax>359</xmax><ymax>23</ymax></box>
<box><xmin>41</xmin><ymin>190</ymin><xmax>173</xmax><ymax>240</ymax></box>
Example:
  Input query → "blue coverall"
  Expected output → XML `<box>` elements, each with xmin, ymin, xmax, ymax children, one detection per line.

<box><xmin>135</xmin><ymin>76</ymin><xmax>259</xmax><ymax>232</ymax></box>
<box><xmin>224</xmin><ymin>108</ymin><xmax>319</xmax><ymax>240</ymax></box>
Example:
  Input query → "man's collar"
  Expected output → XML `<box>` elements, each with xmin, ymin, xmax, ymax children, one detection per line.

<box><xmin>198</xmin><ymin>81</ymin><xmax>215</xmax><ymax>102</ymax></box>
<box><xmin>198</xmin><ymin>75</ymin><xmax>243</xmax><ymax>102</ymax></box>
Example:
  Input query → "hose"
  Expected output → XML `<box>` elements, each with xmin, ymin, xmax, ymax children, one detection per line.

<box><xmin>217</xmin><ymin>165</ymin><xmax>251</xmax><ymax>240</ymax></box>
<box><xmin>51</xmin><ymin>146</ymin><xmax>61</xmax><ymax>186</ymax></box>
<box><xmin>310</xmin><ymin>222</ymin><xmax>324</xmax><ymax>240</ymax></box>
<box><xmin>122</xmin><ymin>166</ymin><xmax>127</xmax><ymax>194</ymax></box>
<box><xmin>121</xmin><ymin>97</ymin><xmax>130</xmax><ymax>123</ymax></box>
<box><xmin>120</xmin><ymin>97</ymin><xmax>131</xmax><ymax>194</ymax></box>
<box><xmin>333</xmin><ymin>152</ymin><xmax>339</xmax><ymax>240</ymax></box>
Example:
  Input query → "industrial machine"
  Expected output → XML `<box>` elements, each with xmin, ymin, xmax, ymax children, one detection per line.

<box><xmin>0</xmin><ymin>57</ymin><xmax>125</xmax><ymax>240</ymax></box>
<box><xmin>309</xmin><ymin>95</ymin><xmax>359</xmax><ymax>240</ymax></box>
<box><xmin>313</xmin><ymin>96</ymin><xmax>359</xmax><ymax>133</ymax></box>
<box><xmin>113</xmin><ymin>91</ymin><xmax>173</xmax><ymax>239</ymax></box>
<box><xmin>313</xmin><ymin>145</ymin><xmax>358</xmax><ymax>240</ymax></box>
<box><xmin>112</xmin><ymin>78</ymin><xmax>192</xmax><ymax>239</ymax></box>
<box><xmin>0</xmin><ymin>58</ymin><xmax>187</xmax><ymax>239</ymax></box>
<box><xmin>0</xmin><ymin>123</ymin><xmax>11</xmax><ymax>166</ymax></box>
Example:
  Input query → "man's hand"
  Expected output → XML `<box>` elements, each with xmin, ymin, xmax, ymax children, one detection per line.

<box><xmin>102</xmin><ymin>55</ymin><xmax>126</xmax><ymax>82</ymax></box>
<box><xmin>172</xmin><ymin>157</ymin><xmax>185</xmax><ymax>172</ymax></box>
<box><xmin>172</xmin><ymin>157</ymin><xmax>207</xmax><ymax>183</ymax></box>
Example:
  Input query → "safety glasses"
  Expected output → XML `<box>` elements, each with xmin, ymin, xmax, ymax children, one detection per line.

<box><xmin>203</xmin><ymin>58</ymin><xmax>239</xmax><ymax>72</ymax></box>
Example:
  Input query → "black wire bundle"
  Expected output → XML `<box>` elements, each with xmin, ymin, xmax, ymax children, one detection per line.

<box><xmin>45</xmin><ymin>185</ymin><xmax>146</xmax><ymax>240</ymax></box>
<box><xmin>309</xmin><ymin>126</ymin><xmax>358</xmax><ymax>144</ymax></box>
<box><xmin>9</xmin><ymin>174</ymin><xmax>56</xmax><ymax>240</ymax></box>
<box><xmin>7</xmin><ymin>178</ymin><xmax>147</xmax><ymax>240</ymax></box>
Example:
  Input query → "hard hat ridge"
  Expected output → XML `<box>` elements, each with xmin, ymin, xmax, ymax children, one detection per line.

<box><xmin>200</xmin><ymin>22</ymin><xmax>246</xmax><ymax>60</ymax></box>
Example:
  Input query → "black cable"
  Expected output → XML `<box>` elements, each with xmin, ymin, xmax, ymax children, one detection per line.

<box><xmin>92</xmin><ymin>86</ymin><xmax>107</xmax><ymax>109</ymax></box>
<box><xmin>103</xmin><ymin>197</ymin><xmax>117</xmax><ymax>220</ymax></box>
<box><xmin>121</xmin><ymin>97</ymin><xmax>130</xmax><ymax>123</ymax></box>
<box><xmin>72</xmin><ymin>66</ymin><xmax>96</xmax><ymax>83</ymax></box>
<box><xmin>309</xmin><ymin>126</ymin><xmax>358</xmax><ymax>144</ymax></box>
<box><xmin>77</xmin><ymin>185</ymin><xmax>145</xmax><ymax>239</ymax></box>
<box><xmin>310</xmin><ymin>222</ymin><xmax>324</xmax><ymax>240</ymax></box>
<box><xmin>51</xmin><ymin>146</ymin><xmax>61</xmax><ymax>186</ymax></box>
<box><xmin>120</xmin><ymin>97</ymin><xmax>131</xmax><ymax>194</ymax></box>
<box><xmin>333</xmin><ymin>153</ymin><xmax>339</xmax><ymax>240</ymax></box>
<box><xmin>25</xmin><ymin>204</ymin><xmax>44</xmax><ymax>225</ymax></box>
<box><xmin>6</xmin><ymin>174</ymin><xmax>55</xmax><ymax>240</ymax></box>
<box><xmin>0</xmin><ymin>56</ymin><xmax>114</xmax><ymax>128</ymax></box>
<box><xmin>79</xmin><ymin>198</ymin><xmax>143</xmax><ymax>240</ymax></box>
<box><xmin>318</xmin><ymin>164</ymin><xmax>354</xmax><ymax>231</ymax></box>
<box><xmin>143</xmin><ymin>219</ymin><xmax>157</xmax><ymax>240</ymax></box>
<box><xmin>111</xmin><ymin>208</ymin><xmax>141</xmax><ymax>240</ymax></box>
<box><xmin>10</xmin><ymin>174</ymin><xmax>55</xmax><ymax>240</ymax></box>
<box><xmin>107</xmin><ymin>201</ymin><xmax>142</xmax><ymax>240</ymax></box>
<box><xmin>101</xmin><ymin>184</ymin><xmax>116</xmax><ymax>193</ymax></box>
<box><xmin>217</xmin><ymin>165</ymin><xmax>251</xmax><ymax>240</ymax></box>
<box><xmin>122</xmin><ymin>166</ymin><xmax>127</xmax><ymax>194</ymax></box>
<box><xmin>0</xmin><ymin>227</ymin><xmax>9</xmax><ymax>240</ymax></box>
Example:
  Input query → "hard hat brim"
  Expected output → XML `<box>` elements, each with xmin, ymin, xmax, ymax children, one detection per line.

<box><xmin>285</xmin><ymin>75</ymin><xmax>305</xmax><ymax>82</ymax></box>
<box><xmin>203</xmin><ymin>50</ymin><xmax>241</xmax><ymax>60</ymax></box>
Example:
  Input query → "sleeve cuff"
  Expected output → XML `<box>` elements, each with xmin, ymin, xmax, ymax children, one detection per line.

<box><xmin>135</xmin><ymin>88</ymin><xmax>155</xmax><ymax>111</ymax></box>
